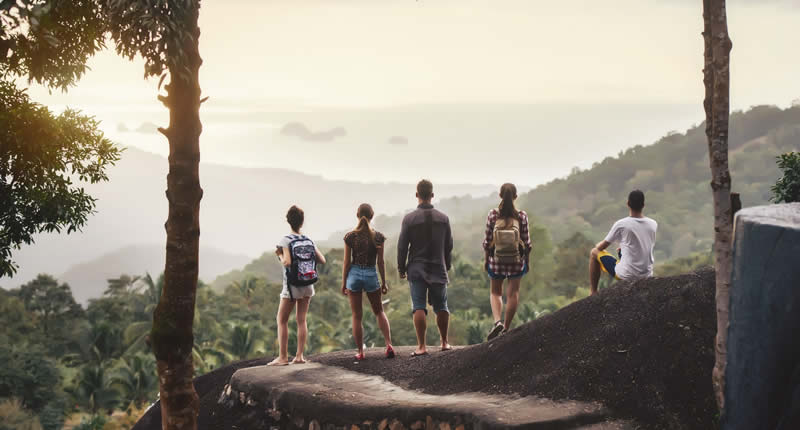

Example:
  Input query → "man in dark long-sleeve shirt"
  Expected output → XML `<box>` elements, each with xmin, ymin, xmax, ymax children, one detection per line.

<box><xmin>398</xmin><ymin>179</ymin><xmax>453</xmax><ymax>355</ymax></box>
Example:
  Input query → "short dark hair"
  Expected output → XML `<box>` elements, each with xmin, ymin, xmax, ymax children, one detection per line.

<box><xmin>628</xmin><ymin>190</ymin><xmax>645</xmax><ymax>212</ymax></box>
<box><xmin>286</xmin><ymin>205</ymin><xmax>304</xmax><ymax>231</ymax></box>
<box><xmin>417</xmin><ymin>179</ymin><xmax>433</xmax><ymax>201</ymax></box>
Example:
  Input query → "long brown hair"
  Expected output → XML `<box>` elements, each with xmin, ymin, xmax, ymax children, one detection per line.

<box><xmin>498</xmin><ymin>183</ymin><xmax>519</xmax><ymax>220</ymax></box>
<box><xmin>353</xmin><ymin>203</ymin><xmax>377</xmax><ymax>246</ymax></box>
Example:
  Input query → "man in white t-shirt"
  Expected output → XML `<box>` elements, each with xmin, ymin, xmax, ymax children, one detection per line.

<box><xmin>589</xmin><ymin>190</ymin><xmax>658</xmax><ymax>295</ymax></box>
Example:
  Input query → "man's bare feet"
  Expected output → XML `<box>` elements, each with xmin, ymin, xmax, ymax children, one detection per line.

<box><xmin>441</xmin><ymin>343</ymin><xmax>453</xmax><ymax>351</ymax></box>
<box><xmin>267</xmin><ymin>357</ymin><xmax>289</xmax><ymax>366</ymax></box>
<box><xmin>411</xmin><ymin>347</ymin><xmax>428</xmax><ymax>357</ymax></box>
<box><xmin>291</xmin><ymin>356</ymin><xmax>307</xmax><ymax>364</ymax></box>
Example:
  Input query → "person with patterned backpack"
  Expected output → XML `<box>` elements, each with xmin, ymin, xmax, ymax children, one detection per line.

<box><xmin>268</xmin><ymin>205</ymin><xmax>327</xmax><ymax>366</ymax></box>
<box><xmin>482</xmin><ymin>183</ymin><xmax>532</xmax><ymax>341</ymax></box>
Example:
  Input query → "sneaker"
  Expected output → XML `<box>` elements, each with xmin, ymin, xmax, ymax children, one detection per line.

<box><xmin>487</xmin><ymin>321</ymin><xmax>504</xmax><ymax>341</ymax></box>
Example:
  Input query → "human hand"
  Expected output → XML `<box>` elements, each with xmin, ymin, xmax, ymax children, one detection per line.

<box><xmin>381</xmin><ymin>282</ymin><xmax>388</xmax><ymax>295</ymax></box>
<box><xmin>341</xmin><ymin>285</ymin><xmax>348</xmax><ymax>296</ymax></box>
<box><xmin>399</xmin><ymin>272</ymin><xmax>407</xmax><ymax>280</ymax></box>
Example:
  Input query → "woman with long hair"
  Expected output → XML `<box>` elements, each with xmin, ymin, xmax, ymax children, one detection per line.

<box><xmin>341</xmin><ymin>203</ymin><xmax>394</xmax><ymax>360</ymax></box>
<box><xmin>482</xmin><ymin>183</ymin><xmax>532</xmax><ymax>341</ymax></box>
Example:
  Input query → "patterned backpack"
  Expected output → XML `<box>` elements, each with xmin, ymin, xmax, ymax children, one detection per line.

<box><xmin>285</xmin><ymin>235</ymin><xmax>319</xmax><ymax>293</ymax></box>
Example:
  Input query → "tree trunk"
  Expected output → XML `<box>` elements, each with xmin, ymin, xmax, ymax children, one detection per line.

<box><xmin>150</xmin><ymin>4</ymin><xmax>203</xmax><ymax>430</ymax></box>
<box><xmin>703</xmin><ymin>0</ymin><xmax>733</xmax><ymax>412</ymax></box>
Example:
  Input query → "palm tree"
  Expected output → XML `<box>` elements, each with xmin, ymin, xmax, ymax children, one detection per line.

<box><xmin>133</xmin><ymin>273</ymin><xmax>163</xmax><ymax>316</ymax></box>
<box><xmin>307</xmin><ymin>317</ymin><xmax>343</xmax><ymax>354</ymax></box>
<box><xmin>104</xmin><ymin>275</ymin><xmax>139</xmax><ymax>298</ymax></box>
<box><xmin>122</xmin><ymin>273</ymin><xmax>164</xmax><ymax>356</ymax></box>
<box><xmin>109</xmin><ymin>354</ymin><xmax>159</xmax><ymax>409</ymax></box>
<box><xmin>225</xmin><ymin>323</ymin><xmax>264</xmax><ymax>361</ymax></box>
<box><xmin>70</xmin><ymin>365</ymin><xmax>121</xmax><ymax>414</ymax></box>
<box><xmin>230</xmin><ymin>277</ymin><xmax>258</xmax><ymax>310</ymax></box>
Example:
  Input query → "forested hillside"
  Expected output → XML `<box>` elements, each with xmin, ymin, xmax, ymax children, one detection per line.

<box><xmin>216</xmin><ymin>104</ymin><xmax>800</xmax><ymax>296</ymax></box>
<box><xmin>518</xmin><ymin>104</ymin><xmax>800</xmax><ymax>261</ymax></box>
<box><xmin>4</xmin><ymin>104</ymin><xmax>797</xmax><ymax>429</ymax></box>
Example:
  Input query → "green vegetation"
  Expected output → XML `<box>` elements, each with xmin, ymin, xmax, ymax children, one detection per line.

<box><xmin>1</xmin><ymin>1</ymin><xmax>121</xmax><ymax>277</ymax></box>
<box><xmin>771</xmin><ymin>152</ymin><xmax>800</xmax><ymax>203</ymax></box>
<box><xmin>216</xmin><ymin>104</ymin><xmax>799</xmax><ymax>292</ymax></box>
<box><xmin>0</xmin><ymin>247</ymin><xmax>582</xmax><ymax>428</ymax></box>
<box><xmin>1</xmin><ymin>103</ymin><xmax>797</xmax><ymax>428</ymax></box>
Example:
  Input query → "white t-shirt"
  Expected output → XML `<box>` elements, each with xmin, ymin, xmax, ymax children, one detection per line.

<box><xmin>604</xmin><ymin>216</ymin><xmax>658</xmax><ymax>280</ymax></box>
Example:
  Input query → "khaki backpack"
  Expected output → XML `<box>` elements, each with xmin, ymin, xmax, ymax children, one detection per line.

<box><xmin>491</xmin><ymin>217</ymin><xmax>524</xmax><ymax>264</ymax></box>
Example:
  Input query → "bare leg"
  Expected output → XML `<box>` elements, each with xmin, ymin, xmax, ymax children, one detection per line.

<box><xmin>268</xmin><ymin>298</ymin><xmax>295</xmax><ymax>366</ymax></box>
<box><xmin>413</xmin><ymin>310</ymin><xmax>427</xmax><ymax>355</ymax></box>
<box><xmin>292</xmin><ymin>297</ymin><xmax>310</xmax><ymax>363</ymax></box>
<box><xmin>437</xmin><ymin>311</ymin><xmax>451</xmax><ymax>350</ymax></box>
<box><xmin>503</xmin><ymin>277</ymin><xmax>522</xmax><ymax>330</ymax></box>
<box><xmin>489</xmin><ymin>278</ymin><xmax>505</xmax><ymax>323</ymax></box>
<box><xmin>349</xmin><ymin>291</ymin><xmax>364</xmax><ymax>355</ymax></box>
<box><xmin>366</xmin><ymin>290</ymin><xmax>392</xmax><ymax>348</ymax></box>
<box><xmin>589</xmin><ymin>248</ymin><xmax>601</xmax><ymax>295</ymax></box>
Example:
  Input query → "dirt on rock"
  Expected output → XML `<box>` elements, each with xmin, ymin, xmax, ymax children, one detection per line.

<box><xmin>133</xmin><ymin>268</ymin><xmax>717</xmax><ymax>430</ymax></box>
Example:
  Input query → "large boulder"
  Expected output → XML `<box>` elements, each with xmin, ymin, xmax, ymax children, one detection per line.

<box><xmin>723</xmin><ymin>203</ymin><xmax>800</xmax><ymax>430</ymax></box>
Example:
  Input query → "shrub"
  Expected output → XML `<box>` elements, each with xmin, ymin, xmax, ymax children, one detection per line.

<box><xmin>771</xmin><ymin>152</ymin><xmax>800</xmax><ymax>203</ymax></box>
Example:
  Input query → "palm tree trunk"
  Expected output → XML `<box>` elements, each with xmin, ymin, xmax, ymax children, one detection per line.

<box><xmin>703</xmin><ymin>0</ymin><xmax>733</xmax><ymax>412</ymax></box>
<box><xmin>150</xmin><ymin>4</ymin><xmax>203</xmax><ymax>429</ymax></box>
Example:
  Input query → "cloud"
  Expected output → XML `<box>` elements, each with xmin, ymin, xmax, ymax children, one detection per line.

<box><xmin>280</xmin><ymin>122</ymin><xmax>347</xmax><ymax>142</ymax></box>
<box><xmin>135</xmin><ymin>122</ymin><xmax>160</xmax><ymax>134</ymax></box>
<box><xmin>117</xmin><ymin>122</ymin><xmax>160</xmax><ymax>134</ymax></box>
<box><xmin>388</xmin><ymin>136</ymin><xmax>409</xmax><ymax>146</ymax></box>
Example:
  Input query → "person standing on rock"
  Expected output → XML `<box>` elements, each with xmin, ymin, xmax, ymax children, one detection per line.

<box><xmin>398</xmin><ymin>179</ymin><xmax>454</xmax><ymax>356</ymax></box>
<box><xmin>589</xmin><ymin>190</ymin><xmax>657</xmax><ymax>295</ymax></box>
<box><xmin>268</xmin><ymin>205</ymin><xmax>327</xmax><ymax>366</ymax></box>
<box><xmin>483</xmin><ymin>183</ymin><xmax>532</xmax><ymax>341</ymax></box>
<box><xmin>341</xmin><ymin>203</ymin><xmax>395</xmax><ymax>360</ymax></box>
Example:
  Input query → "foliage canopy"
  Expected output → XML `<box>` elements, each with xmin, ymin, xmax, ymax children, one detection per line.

<box><xmin>770</xmin><ymin>152</ymin><xmax>800</xmax><ymax>203</ymax></box>
<box><xmin>0</xmin><ymin>82</ymin><xmax>120</xmax><ymax>277</ymax></box>
<box><xmin>0</xmin><ymin>1</ymin><xmax>121</xmax><ymax>277</ymax></box>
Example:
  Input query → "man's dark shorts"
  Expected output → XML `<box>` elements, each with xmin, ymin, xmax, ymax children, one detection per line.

<box><xmin>409</xmin><ymin>279</ymin><xmax>449</xmax><ymax>315</ymax></box>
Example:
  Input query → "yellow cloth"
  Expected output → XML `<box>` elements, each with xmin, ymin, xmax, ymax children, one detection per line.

<box><xmin>597</xmin><ymin>250</ymin><xmax>621</xmax><ymax>280</ymax></box>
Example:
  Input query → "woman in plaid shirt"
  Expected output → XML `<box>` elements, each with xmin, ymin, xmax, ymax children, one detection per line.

<box><xmin>483</xmin><ymin>183</ymin><xmax>532</xmax><ymax>341</ymax></box>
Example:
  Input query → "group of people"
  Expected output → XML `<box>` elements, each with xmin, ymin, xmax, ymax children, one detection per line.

<box><xmin>267</xmin><ymin>180</ymin><xmax>657</xmax><ymax>366</ymax></box>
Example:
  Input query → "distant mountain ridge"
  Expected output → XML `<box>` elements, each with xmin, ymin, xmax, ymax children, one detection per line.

<box><xmin>60</xmin><ymin>245</ymin><xmax>251</xmax><ymax>304</ymax></box>
<box><xmin>3</xmin><ymin>147</ymin><xmax>497</xmax><ymax>299</ymax></box>
<box><xmin>211</xmin><ymin>104</ymin><xmax>800</xmax><ymax>288</ymax></box>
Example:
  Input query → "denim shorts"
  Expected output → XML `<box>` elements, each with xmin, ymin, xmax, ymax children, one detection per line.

<box><xmin>487</xmin><ymin>263</ymin><xmax>529</xmax><ymax>281</ymax></box>
<box><xmin>409</xmin><ymin>279</ymin><xmax>449</xmax><ymax>314</ymax></box>
<box><xmin>346</xmin><ymin>265</ymin><xmax>381</xmax><ymax>293</ymax></box>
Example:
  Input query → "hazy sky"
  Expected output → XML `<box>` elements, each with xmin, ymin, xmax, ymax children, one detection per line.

<box><xmin>25</xmin><ymin>0</ymin><xmax>800</xmax><ymax>185</ymax></box>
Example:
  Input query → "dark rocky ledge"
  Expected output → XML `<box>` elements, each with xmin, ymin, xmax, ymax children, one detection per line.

<box><xmin>134</xmin><ymin>269</ymin><xmax>718</xmax><ymax>430</ymax></box>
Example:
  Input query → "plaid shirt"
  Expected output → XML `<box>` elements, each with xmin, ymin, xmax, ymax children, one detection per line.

<box><xmin>482</xmin><ymin>209</ymin><xmax>532</xmax><ymax>276</ymax></box>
